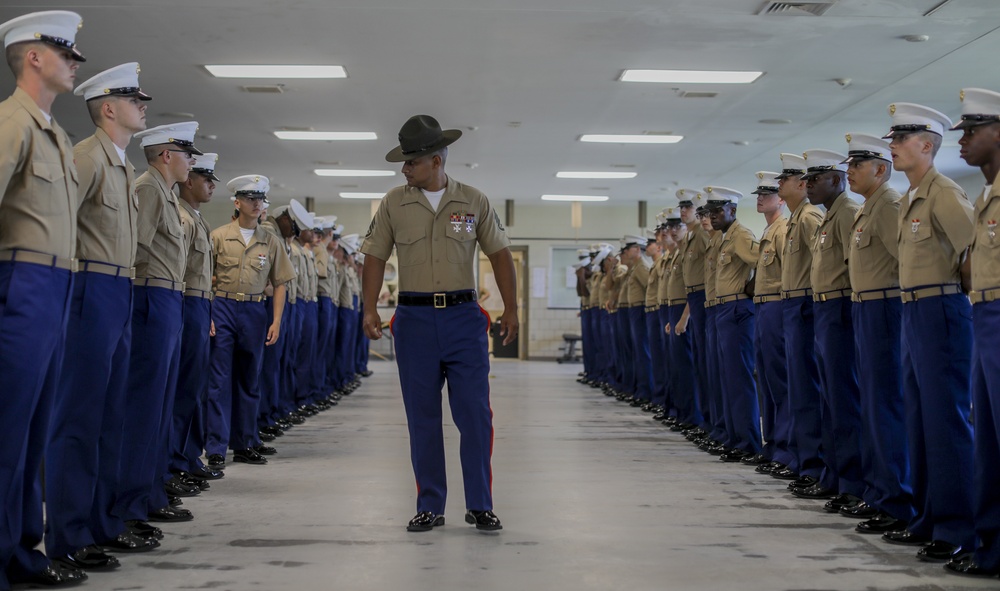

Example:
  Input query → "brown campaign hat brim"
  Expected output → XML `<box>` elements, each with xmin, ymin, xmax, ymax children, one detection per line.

<box><xmin>385</xmin><ymin>129</ymin><xmax>462</xmax><ymax>163</ymax></box>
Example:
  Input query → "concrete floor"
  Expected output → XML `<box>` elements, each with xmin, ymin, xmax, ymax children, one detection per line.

<box><xmin>88</xmin><ymin>360</ymin><xmax>998</xmax><ymax>591</ymax></box>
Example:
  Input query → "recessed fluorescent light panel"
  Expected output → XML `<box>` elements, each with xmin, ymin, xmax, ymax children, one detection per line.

<box><xmin>556</xmin><ymin>171</ymin><xmax>637</xmax><ymax>179</ymax></box>
<box><xmin>541</xmin><ymin>194</ymin><xmax>609</xmax><ymax>202</ymax></box>
<box><xmin>579</xmin><ymin>134</ymin><xmax>683</xmax><ymax>144</ymax></box>
<box><xmin>340</xmin><ymin>192</ymin><xmax>386</xmax><ymax>199</ymax></box>
<box><xmin>206</xmin><ymin>65</ymin><xmax>347</xmax><ymax>79</ymax></box>
<box><xmin>315</xmin><ymin>169</ymin><xmax>395</xmax><ymax>177</ymax></box>
<box><xmin>274</xmin><ymin>131</ymin><xmax>377</xmax><ymax>141</ymax></box>
<box><xmin>620</xmin><ymin>69</ymin><xmax>763</xmax><ymax>84</ymax></box>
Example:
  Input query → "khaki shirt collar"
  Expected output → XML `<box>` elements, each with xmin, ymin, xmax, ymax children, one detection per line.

<box><xmin>824</xmin><ymin>192</ymin><xmax>849</xmax><ymax>221</ymax></box>
<box><xmin>12</xmin><ymin>87</ymin><xmax>54</xmax><ymax>132</ymax></box>
<box><xmin>95</xmin><ymin>127</ymin><xmax>126</xmax><ymax>168</ymax></box>
<box><xmin>911</xmin><ymin>166</ymin><xmax>940</xmax><ymax>204</ymax></box>
<box><xmin>221</xmin><ymin>219</ymin><xmax>265</xmax><ymax>250</ymax></box>
<box><xmin>146</xmin><ymin>165</ymin><xmax>174</xmax><ymax>197</ymax></box>
<box><xmin>399</xmin><ymin>176</ymin><xmax>470</xmax><ymax>216</ymax></box>
<box><xmin>857</xmin><ymin>182</ymin><xmax>892</xmax><ymax>221</ymax></box>
<box><xmin>721</xmin><ymin>218</ymin><xmax>744</xmax><ymax>244</ymax></box>
<box><xmin>982</xmin><ymin>170</ymin><xmax>1000</xmax><ymax>211</ymax></box>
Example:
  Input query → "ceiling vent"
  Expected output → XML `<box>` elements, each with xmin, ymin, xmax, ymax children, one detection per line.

<box><xmin>758</xmin><ymin>1</ymin><xmax>837</xmax><ymax>16</ymax></box>
<box><xmin>678</xmin><ymin>91</ymin><xmax>719</xmax><ymax>98</ymax></box>
<box><xmin>241</xmin><ymin>84</ymin><xmax>285</xmax><ymax>94</ymax></box>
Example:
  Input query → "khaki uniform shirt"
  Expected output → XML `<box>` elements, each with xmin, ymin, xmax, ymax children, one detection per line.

<box><xmin>616</xmin><ymin>264</ymin><xmax>631</xmax><ymax>307</ymax></box>
<box><xmin>755</xmin><ymin>217</ymin><xmax>788</xmax><ymax>296</ymax></box>
<box><xmin>705</xmin><ymin>233</ymin><xmax>722</xmax><ymax>304</ymax></box>
<box><xmin>626</xmin><ymin>258</ymin><xmax>650</xmax><ymax>305</ymax></box>
<box><xmin>848</xmin><ymin>183</ymin><xmax>901</xmax><ymax>293</ymax></box>
<box><xmin>135</xmin><ymin>167</ymin><xmax>186</xmax><ymax>282</ymax></box>
<box><xmin>289</xmin><ymin>242</ymin><xmax>308</xmax><ymax>303</ymax></box>
<box><xmin>716</xmin><ymin>219</ymin><xmax>759</xmax><ymax>297</ymax></box>
<box><xmin>326</xmin><ymin>254</ymin><xmax>340</xmax><ymax>306</ymax></box>
<box><xmin>971</xmin><ymin>177</ymin><xmax>1000</xmax><ymax>291</ymax></box>
<box><xmin>811</xmin><ymin>193</ymin><xmax>861</xmax><ymax>294</ymax></box>
<box><xmin>645</xmin><ymin>257</ymin><xmax>661</xmax><ymax>308</ymax></box>
<box><xmin>898</xmin><ymin>167</ymin><xmax>974</xmax><ymax>288</ymax></box>
<box><xmin>601</xmin><ymin>264</ymin><xmax>625</xmax><ymax>309</ymax></box>
<box><xmin>0</xmin><ymin>87</ymin><xmax>78</xmax><ymax>258</ymax></box>
<box><xmin>781</xmin><ymin>202</ymin><xmax>824</xmax><ymax>293</ymax></box>
<box><xmin>178</xmin><ymin>200</ymin><xmax>213</xmax><ymax>293</ymax></box>
<box><xmin>361</xmin><ymin>177</ymin><xmax>510</xmax><ymax>293</ymax></box>
<box><xmin>666</xmin><ymin>247</ymin><xmax>688</xmax><ymax>302</ymax></box>
<box><xmin>211</xmin><ymin>221</ymin><xmax>295</xmax><ymax>295</ymax></box>
<box><xmin>682</xmin><ymin>224</ymin><xmax>709</xmax><ymax>289</ymax></box>
<box><xmin>73</xmin><ymin>128</ymin><xmax>137</xmax><ymax>267</ymax></box>
<box><xmin>302</xmin><ymin>246</ymin><xmax>318</xmax><ymax>301</ymax></box>
<box><xmin>656</xmin><ymin>251</ymin><xmax>675</xmax><ymax>304</ymax></box>
<box><xmin>337</xmin><ymin>261</ymin><xmax>353</xmax><ymax>308</ymax></box>
<box><xmin>315</xmin><ymin>244</ymin><xmax>333</xmax><ymax>297</ymax></box>
<box><xmin>588</xmin><ymin>270</ymin><xmax>604</xmax><ymax>308</ymax></box>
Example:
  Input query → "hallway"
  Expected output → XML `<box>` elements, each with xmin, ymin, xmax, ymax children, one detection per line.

<box><xmin>92</xmin><ymin>360</ymin><xmax>996</xmax><ymax>591</ymax></box>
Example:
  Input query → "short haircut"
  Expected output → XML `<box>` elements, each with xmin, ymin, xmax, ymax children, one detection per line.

<box><xmin>85</xmin><ymin>97</ymin><xmax>113</xmax><ymax>125</ymax></box>
<box><xmin>4</xmin><ymin>42</ymin><xmax>33</xmax><ymax>78</ymax></box>
<box><xmin>918</xmin><ymin>131</ymin><xmax>943</xmax><ymax>157</ymax></box>
<box><xmin>430</xmin><ymin>146</ymin><xmax>448</xmax><ymax>164</ymax></box>
<box><xmin>143</xmin><ymin>144</ymin><xmax>164</xmax><ymax>164</ymax></box>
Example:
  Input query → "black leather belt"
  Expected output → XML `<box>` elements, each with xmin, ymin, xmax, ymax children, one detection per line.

<box><xmin>398</xmin><ymin>290</ymin><xmax>477</xmax><ymax>308</ymax></box>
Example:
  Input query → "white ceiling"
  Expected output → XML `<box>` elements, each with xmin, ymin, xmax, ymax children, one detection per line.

<box><xmin>3</xmin><ymin>0</ymin><xmax>999</xmax><ymax>209</ymax></box>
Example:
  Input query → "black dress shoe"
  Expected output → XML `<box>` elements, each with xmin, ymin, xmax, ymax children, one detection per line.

<box><xmin>360</xmin><ymin>370</ymin><xmax>373</xmax><ymax>377</ymax></box>
<box><xmin>406</xmin><ymin>511</ymin><xmax>445</xmax><ymax>532</ymax></box>
<box><xmin>652</xmin><ymin>412</ymin><xmax>668</xmax><ymax>421</ymax></box>
<box><xmin>917</xmin><ymin>540</ymin><xmax>965</xmax><ymax>562</ymax></box>
<box><xmin>945</xmin><ymin>556</ymin><xmax>1000</xmax><ymax>578</ymax></box>
<box><xmin>720</xmin><ymin>450</ymin><xmax>749</xmax><ymax>463</ymax></box>
<box><xmin>126</xmin><ymin>520</ymin><xmax>163</xmax><ymax>540</ymax></box>
<box><xmin>771</xmin><ymin>467</ymin><xmax>799</xmax><ymax>481</ymax></box>
<box><xmin>148</xmin><ymin>506</ymin><xmax>194</xmax><ymax>522</ymax></box>
<box><xmin>823</xmin><ymin>493</ymin><xmax>861</xmax><ymax>513</ymax></box>
<box><xmin>840</xmin><ymin>501</ymin><xmax>878</xmax><ymax>518</ymax></box>
<box><xmin>55</xmin><ymin>545</ymin><xmax>120</xmax><ymax>571</ymax></box>
<box><xmin>164</xmin><ymin>477</ymin><xmax>200</xmax><ymax>498</ymax></box>
<box><xmin>253</xmin><ymin>444</ymin><xmax>277</xmax><ymax>456</ymax></box>
<box><xmin>15</xmin><ymin>563</ymin><xmax>88</xmax><ymax>587</ymax></box>
<box><xmin>465</xmin><ymin>510</ymin><xmax>502</xmax><ymax>531</ymax></box>
<box><xmin>258</xmin><ymin>429</ymin><xmax>276</xmax><ymax>442</ymax></box>
<box><xmin>756</xmin><ymin>462</ymin><xmax>781</xmax><ymax>474</ymax></box>
<box><xmin>882</xmin><ymin>529</ymin><xmax>931</xmax><ymax>546</ymax></box>
<box><xmin>101</xmin><ymin>531</ymin><xmax>161</xmax><ymax>553</ymax></box>
<box><xmin>188</xmin><ymin>467</ymin><xmax>224</xmax><ymax>481</ymax></box>
<box><xmin>740</xmin><ymin>453</ymin><xmax>769</xmax><ymax>466</ymax></box>
<box><xmin>856</xmin><ymin>513</ymin><xmax>906</xmax><ymax>534</ymax></box>
<box><xmin>233</xmin><ymin>448</ymin><xmax>267</xmax><ymax>464</ymax></box>
<box><xmin>207</xmin><ymin>453</ymin><xmax>226</xmax><ymax>469</ymax></box>
<box><xmin>792</xmin><ymin>483</ymin><xmax>837</xmax><ymax>499</ymax></box>
<box><xmin>286</xmin><ymin>413</ymin><xmax>305</xmax><ymax>425</ymax></box>
<box><xmin>787</xmin><ymin>476</ymin><xmax>817</xmax><ymax>490</ymax></box>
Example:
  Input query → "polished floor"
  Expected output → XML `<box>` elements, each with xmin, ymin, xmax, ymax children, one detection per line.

<box><xmin>86</xmin><ymin>360</ymin><xmax>997</xmax><ymax>591</ymax></box>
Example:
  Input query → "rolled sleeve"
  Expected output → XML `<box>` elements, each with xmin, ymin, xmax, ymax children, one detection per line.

<box><xmin>360</xmin><ymin>197</ymin><xmax>394</xmax><ymax>261</ymax></box>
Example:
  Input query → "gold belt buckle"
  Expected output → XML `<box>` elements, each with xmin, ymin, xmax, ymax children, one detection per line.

<box><xmin>433</xmin><ymin>293</ymin><xmax>447</xmax><ymax>308</ymax></box>
<box><xmin>236</xmin><ymin>292</ymin><xmax>246</xmax><ymax>302</ymax></box>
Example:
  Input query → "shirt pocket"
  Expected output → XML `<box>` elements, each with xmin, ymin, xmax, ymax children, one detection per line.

<box><xmin>98</xmin><ymin>181</ymin><xmax>123</xmax><ymax>235</ymax></box>
<box><xmin>217</xmin><ymin>254</ymin><xmax>241</xmax><ymax>287</ymax></box>
<box><xmin>761</xmin><ymin>249</ymin><xmax>777</xmax><ymax>267</ymax></box>
<box><xmin>718</xmin><ymin>252</ymin><xmax>733</xmax><ymax>267</ymax></box>
<box><xmin>396</xmin><ymin>227</ymin><xmax>428</xmax><ymax>267</ymax></box>
<box><xmin>446</xmin><ymin>229</ymin><xmax>477</xmax><ymax>264</ymax></box>
<box><xmin>30</xmin><ymin>160</ymin><xmax>68</xmax><ymax>215</ymax></box>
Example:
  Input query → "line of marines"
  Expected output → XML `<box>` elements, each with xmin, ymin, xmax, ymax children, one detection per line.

<box><xmin>0</xmin><ymin>11</ymin><xmax>371</xmax><ymax>589</ymax></box>
<box><xmin>575</xmin><ymin>92</ymin><xmax>1000</xmax><ymax>579</ymax></box>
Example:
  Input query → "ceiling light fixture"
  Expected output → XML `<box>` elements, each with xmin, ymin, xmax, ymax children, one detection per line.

<box><xmin>580</xmin><ymin>134</ymin><xmax>683</xmax><ymax>144</ymax></box>
<box><xmin>340</xmin><ymin>192</ymin><xmax>386</xmax><ymax>199</ymax></box>
<box><xmin>206</xmin><ymin>65</ymin><xmax>347</xmax><ymax>78</ymax></box>
<box><xmin>274</xmin><ymin>131</ymin><xmax>377</xmax><ymax>141</ymax></box>
<box><xmin>620</xmin><ymin>69</ymin><xmax>763</xmax><ymax>84</ymax></box>
<box><xmin>541</xmin><ymin>194</ymin><xmax>609</xmax><ymax>202</ymax></box>
<box><xmin>315</xmin><ymin>169</ymin><xmax>395</xmax><ymax>177</ymax></box>
<box><xmin>556</xmin><ymin>171</ymin><xmax>637</xmax><ymax>179</ymax></box>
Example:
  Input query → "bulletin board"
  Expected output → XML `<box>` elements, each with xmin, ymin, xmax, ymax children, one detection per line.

<box><xmin>548</xmin><ymin>246</ymin><xmax>587</xmax><ymax>309</ymax></box>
